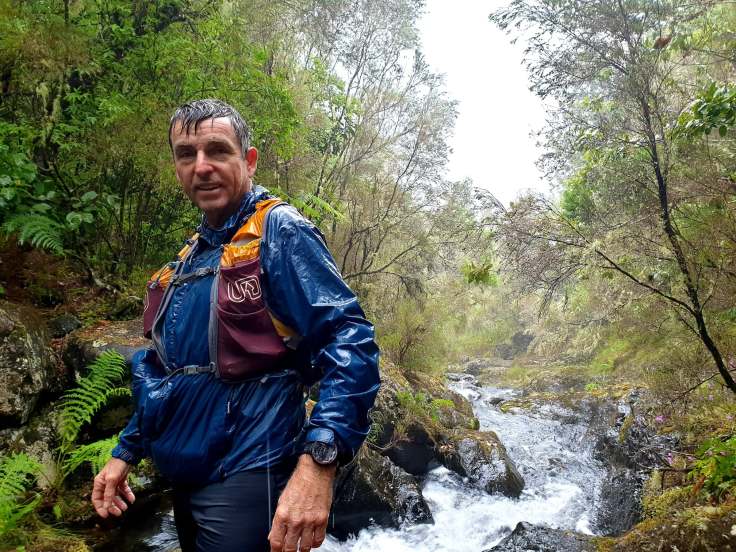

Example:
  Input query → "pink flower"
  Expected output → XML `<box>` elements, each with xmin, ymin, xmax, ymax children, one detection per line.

<box><xmin>655</xmin><ymin>415</ymin><xmax>666</xmax><ymax>423</ymax></box>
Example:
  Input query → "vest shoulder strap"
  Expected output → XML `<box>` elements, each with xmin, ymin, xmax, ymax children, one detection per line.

<box><xmin>221</xmin><ymin>198</ymin><xmax>284</xmax><ymax>267</ymax></box>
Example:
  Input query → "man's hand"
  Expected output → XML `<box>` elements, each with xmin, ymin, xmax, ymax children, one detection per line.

<box><xmin>92</xmin><ymin>457</ymin><xmax>136</xmax><ymax>518</ymax></box>
<box><xmin>269</xmin><ymin>454</ymin><xmax>337</xmax><ymax>552</ymax></box>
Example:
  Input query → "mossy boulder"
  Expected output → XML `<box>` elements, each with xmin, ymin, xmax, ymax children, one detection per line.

<box><xmin>485</xmin><ymin>522</ymin><xmax>596</xmax><ymax>552</ymax></box>
<box><xmin>0</xmin><ymin>401</ymin><xmax>62</xmax><ymax>488</ymax></box>
<box><xmin>330</xmin><ymin>446</ymin><xmax>433</xmax><ymax>540</ymax></box>
<box><xmin>0</xmin><ymin>300</ymin><xmax>65</xmax><ymax>426</ymax></box>
<box><xmin>372</xmin><ymin>361</ymin><xmax>525</xmax><ymax>497</ymax></box>
<box><xmin>436</xmin><ymin>429</ymin><xmax>525</xmax><ymax>498</ymax></box>
<box><xmin>63</xmin><ymin>318</ymin><xmax>148</xmax><ymax>374</ymax></box>
<box><xmin>606</xmin><ymin>500</ymin><xmax>736</xmax><ymax>551</ymax></box>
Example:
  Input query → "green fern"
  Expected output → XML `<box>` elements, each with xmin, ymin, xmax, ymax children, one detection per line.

<box><xmin>0</xmin><ymin>453</ymin><xmax>42</xmax><ymax>538</ymax></box>
<box><xmin>63</xmin><ymin>435</ymin><xmax>120</xmax><ymax>476</ymax></box>
<box><xmin>2</xmin><ymin>213</ymin><xmax>65</xmax><ymax>255</ymax></box>
<box><xmin>270</xmin><ymin>186</ymin><xmax>344</xmax><ymax>225</ymax></box>
<box><xmin>60</xmin><ymin>350</ymin><xmax>130</xmax><ymax>448</ymax></box>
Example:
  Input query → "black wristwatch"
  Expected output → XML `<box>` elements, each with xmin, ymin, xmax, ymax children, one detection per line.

<box><xmin>303</xmin><ymin>441</ymin><xmax>338</xmax><ymax>466</ymax></box>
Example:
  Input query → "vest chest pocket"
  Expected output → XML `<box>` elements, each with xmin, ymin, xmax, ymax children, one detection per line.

<box><xmin>214</xmin><ymin>258</ymin><xmax>290</xmax><ymax>381</ymax></box>
<box><xmin>218</xmin><ymin>260</ymin><xmax>265</xmax><ymax>315</ymax></box>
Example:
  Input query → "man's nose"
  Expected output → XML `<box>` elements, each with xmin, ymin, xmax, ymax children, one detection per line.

<box><xmin>194</xmin><ymin>151</ymin><xmax>213</xmax><ymax>176</ymax></box>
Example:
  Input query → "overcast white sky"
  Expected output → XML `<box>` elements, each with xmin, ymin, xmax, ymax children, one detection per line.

<box><xmin>418</xmin><ymin>0</ymin><xmax>550</xmax><ymax>206</ymax></box>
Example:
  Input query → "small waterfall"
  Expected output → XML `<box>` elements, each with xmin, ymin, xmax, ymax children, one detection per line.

<box><xmin>321</xmin><ymin>374</ymin><xmax>607</xmax><ymax>551</ymax></box>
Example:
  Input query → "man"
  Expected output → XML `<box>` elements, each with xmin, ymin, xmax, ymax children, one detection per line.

<box><xmin>91</xmin><ymin>99</ymin><xmax>380</xmax><ymax>552</ymax></box>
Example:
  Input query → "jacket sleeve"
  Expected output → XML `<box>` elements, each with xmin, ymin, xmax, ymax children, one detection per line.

<box><xmin>261</xmin><ymin>205</ymin><xmax>380</xmax><ymax>463</ymax></box>
<box><xmin>111</xmin><ymin>347</ymin><xmax>157</xmax><ymax>465</ymax></box>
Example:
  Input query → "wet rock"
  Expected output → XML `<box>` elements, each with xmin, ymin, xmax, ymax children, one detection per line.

<box><xmin>0</xmin><ymin>401</ymin><xmax>62</xmax><ymax>488</ymax></box>
<box><xmin>0</xmin><ymin>300</ymin><xmax>64</xmax><ymax>426</ymax></box>
<box><xmin>63</xmin><ymin>318</ymin><xmax>148</xmax><ymax>373</ymax></box>
<box><xmin>511</xmin><ymin>331</ymin><xmax>534</xmax><ymax>355</ymax></box>
<box><xmin>592</xmin><ymin>396</ymin><xmax>677</xmax><ymax>536</ymax></box>
<box><xmin>384</xmin><ymin>423</ymin><xmax>437</xmax><ymax>475</ymax></box>
<box><xmin>372</xmin><ymin>362</ymin><xmax>523</xmax><ymax>497</ymax></box>
<box><xmin>330</xmin><ymin>447</ymin><xmax>433</xmax><ymax>540</ymax></box>
<box><xmin>463</xmin><ymin>358</ymin><xmax>488</xmax><ymax>376</ymax></box>
<box><xmin>436</xmin><ymin>429</ymin><xmax>524</xmax><ymax>497</ymax></box>
<box><xmin>486</xmin><ymin>522</ymin><xmax>596</xmax><ymax>552</ymax></box>
<box><xmin>47</xmin><ymin>313</ymin><xmax>82</xmax><ymax>338</ymax></box>
<box><xmin>495</xmin><ymin>343</ymin><xmax>515</xmax><ymax>361</ymax></box>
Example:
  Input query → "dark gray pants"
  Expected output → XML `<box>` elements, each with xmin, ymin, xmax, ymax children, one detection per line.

<box><xmin>173</xmin><ymin>461</ymin><xmax>294</xmax><ymax>552</ymax></box>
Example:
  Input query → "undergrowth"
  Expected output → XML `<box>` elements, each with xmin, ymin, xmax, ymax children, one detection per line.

<box><xmin>60</xmin><ymin>350</ymin><xmax>130</xmax><ymax>450</ymax></box>
<box><xmin>0</xmin><ymin>452</ymin><xmax>42</xmax><ymax>541</ymax></box>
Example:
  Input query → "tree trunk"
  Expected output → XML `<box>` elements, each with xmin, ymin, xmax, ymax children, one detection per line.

<box><xmin>641</xmin><ymin>97</ymin><xmax>736</xmax><ymax>393</ymax></box>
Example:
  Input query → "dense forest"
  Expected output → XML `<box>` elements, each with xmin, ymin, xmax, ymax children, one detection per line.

<box><xmin>1</xmin><ymin>0</ymin><xmax>735</xmax><ymax>550</ymax></box>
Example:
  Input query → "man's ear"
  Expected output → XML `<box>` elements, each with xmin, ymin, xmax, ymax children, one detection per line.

<box><xmin>245</xmin><ymin>147</ymin><xmax>258</xmax><ymax>176</ymax></box>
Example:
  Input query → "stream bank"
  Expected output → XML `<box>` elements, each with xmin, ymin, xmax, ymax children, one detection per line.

<box><xmin>0</xmin><ymin>307</ymin><xmax>722</xmax><ymax>551</ymax></box>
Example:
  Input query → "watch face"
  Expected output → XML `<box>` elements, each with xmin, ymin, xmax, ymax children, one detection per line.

<box><xmin>311</xmin><ymin>441</ymin><xmax>338</xmax><ymax>465</ymax></box>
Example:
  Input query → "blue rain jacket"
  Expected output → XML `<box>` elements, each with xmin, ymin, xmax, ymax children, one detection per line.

<box><xmin>111</xmin><ymin>186</ymin><xmax>380</xmax><ymax>485</ymax></box>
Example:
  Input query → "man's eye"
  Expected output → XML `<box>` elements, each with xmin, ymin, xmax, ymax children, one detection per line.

<box><xmin>177</xmin><ymin>150</ymin><xmax>195</xmax><ymax>159</ymax></box>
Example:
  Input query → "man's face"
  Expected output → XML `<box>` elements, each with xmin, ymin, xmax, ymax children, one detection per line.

<box><xmin>170</xmin><ymin>117</ymin><xmax>258</xmax><ymax>227</ymax></box>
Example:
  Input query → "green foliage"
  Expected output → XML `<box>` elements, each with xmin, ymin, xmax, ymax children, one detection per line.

<box><xmin>0</xmin><ymin>453</ymin><xmax>41</xmax><ymax>539</ymax></box>
<box><xmin>461</xmin><ymin>260</ymin><xmax>498</xmax><ymax>286</ymax></box>
<box><xmin>2</xmin><ymin>213</ymin><xmax>65</xmax><ymax>255</ymax></box>
<box><xmin>395</xmin><ymin>391</ymin><xmax>454</xmax><ymax>423</ymax></box>
<box><xmin>379</xmin><ymin>297</ymin><xmax>450</xmax><ymax>374</ymax></box>
<box><xmin>270</xmin><ymin>186</ymin><xmax>344</xmax><ymax>228</ymax></box>
<box><xmin>59</xmin><ymin>350</ymin><xmax>129</xmax><ymax>449</ymax></box>
<box><xmin>677</xmin><ymin>83</ymin><xmax>736</xmax><ymax>139</ymax></box>
<box><xmin>63</xmin><ymin>435</ymin><xmax>119</xmax><ymax>477</ymax></box>
<box><xmin>690</xmin><ymin>435</ymin><xmax>736</xmax><ymax>500</ymax></box>
<box><xmin>560</xmin><ymin>165</ymin><xmax>595</xmax><ymax>223</ymax></box>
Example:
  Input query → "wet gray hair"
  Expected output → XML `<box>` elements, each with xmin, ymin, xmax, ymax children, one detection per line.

<box><xmin>168</xmin><ymin>99</ymin><xmax>251</xmax><ymax>157</ymax></box>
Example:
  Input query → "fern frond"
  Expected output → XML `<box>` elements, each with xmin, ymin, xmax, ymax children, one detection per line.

<box><xmin>63</xmin><ymin>435</ymin><xmax>119</xmax><ymax>476</ymax></box>
<box><xmin>2</xmin><ymin>214</ymin><xmax>64</xmax><ymax>255</ymax></box>
<box><xmin>299</xmin><ymin>191</ymin><xmax>345</xmax><ymax>222</ymax></box>
<box><xmin>269</xmin><ymin>186</ymin><xmax>344</xmax><ymax>225</ymax></box>
<box><xmin>60</xmin><ymin>350</ymin><xmax>128</xmax><ymax>447</ymax></box>
<box><xmin>0</xmin><ymin>453</ymin><xmax>42</xmax><ymax>537</ymax></box>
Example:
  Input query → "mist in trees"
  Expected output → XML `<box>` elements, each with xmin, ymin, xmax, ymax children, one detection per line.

<box><xmin>491</xmin><ymin>0</ymin><xmax>736</xmax><ymax>394</ymax></box>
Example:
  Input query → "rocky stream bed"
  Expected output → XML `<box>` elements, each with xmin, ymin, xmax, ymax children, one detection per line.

<box><xmin>0</xmin><ymin>302</ymin><xmax>676</xmax><ymax>551</ymax></box>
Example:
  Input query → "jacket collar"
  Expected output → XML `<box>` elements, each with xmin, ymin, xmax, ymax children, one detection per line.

<box><xmin>197</xmin><ymin>185</ymin><xmax>271</xmax><ymax>246</ymax></box>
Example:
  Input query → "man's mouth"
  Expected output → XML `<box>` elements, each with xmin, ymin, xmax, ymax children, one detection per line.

<box><xmin>196</xmin><ymin>184</ymin><xmax>220</xmax><ymax>191</ymax></box>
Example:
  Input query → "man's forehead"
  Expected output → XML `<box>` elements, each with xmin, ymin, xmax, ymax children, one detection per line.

<box><xmin>171</xmin><ymin>117</ymin><xmax>237</xmax><ymax>143</ymax></box>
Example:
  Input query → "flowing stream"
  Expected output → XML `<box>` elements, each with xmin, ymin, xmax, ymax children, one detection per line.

<box><xmin>107</xmin><ymin>372</ymin><xmax>609</xmax><ymax>551</ymax></box>
<box><xmin>320</xmin><ymin>373</ymin><xmax>607</xmax><ymax>551</ymax></box>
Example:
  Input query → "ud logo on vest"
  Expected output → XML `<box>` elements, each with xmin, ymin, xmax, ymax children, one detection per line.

<box><xmin>227</xmin><ymin>276</ymin><xmax>262</xmax><ymax>303</ymax></box>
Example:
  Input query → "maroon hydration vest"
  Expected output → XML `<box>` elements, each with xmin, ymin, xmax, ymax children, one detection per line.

<box><xmin>142</xmin><ymin>199</ymin><xmax>300</xmax><ymax>382</ymax></box>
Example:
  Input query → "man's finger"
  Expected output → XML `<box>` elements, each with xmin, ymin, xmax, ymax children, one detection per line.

<box><xmin>299</xmin><ymin>527</ymin><xmax>314</xmax><ymax>552</ymax></box>
<box><xmin>269</xmin><ymin>519</ymin><xmax>287</xmax><ymax>552</ymax></box>
<box><xmin>313</xmin><ymin>521</ymin><xmax>327</xmax><ymax>548</ymax></box>
<box><xmin>117</xmin><ymin>480</ymin><xmax>136</xmax><ymax>504</ymax></box>
<box><xmin>283</xmin><ymin>521</ymin><xmax>302</xmax><ymax>552</ymax></box>
<box><xmin>92</xmin><ymin>475</ymin><xmax>109</xmax><ymax>518</ymax></box>
<box><xmin>103</xmin><ymin>474</ymin><xmax>118</xmax><ymax>511</ymax></box>
<box><xmin>112</xmin><ymin>495</ymin><xmax>128</xmax><ymax>513</ymax></box>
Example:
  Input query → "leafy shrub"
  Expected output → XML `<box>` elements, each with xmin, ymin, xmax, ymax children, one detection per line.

<box><xmin>396</xmin><ymin>391</ymin><xmax>454</xmax><ymax>424</ymax></box>
<box><xmin>0</xmin><ymin>453</ymin><xmax>41</xmax><ymax>539</ymax></box>
<box><xmin>676</xmin><ymin>82</ymin><xmax>736</xmax><ymax>139</ymax></box>
<box><xmin>0</xmin><ymin>143</ymin><xmax>101</xmax><ymax>257</ymax></box>
<box><xmin>64</xmin><ymin>435</ymin><xmax>120</xmax><ymax>477</ymax></box>
<box><xmin>690</xmin><ymin>435</ymin><xmax>736</xmax><ymax>500</ymax></box>
<box><xmin>59</xmin><ymin>350</ymin><xmax>130</xmax><ymax>449</ymax></box>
